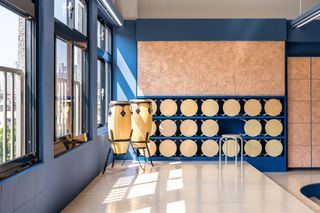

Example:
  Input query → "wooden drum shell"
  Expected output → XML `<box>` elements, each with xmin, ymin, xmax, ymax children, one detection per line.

<box><xmin>244</xmin><ymin>99</ymin><xmax>262</xmax><ymax>116</ymax></box>
<box><xmin>244</xmin><ymin>139</ymin><xmax>262</xmax><ymax>157</ymax></box>
<box><xmin>201</xmin><ymin>99</ymin><xmax>219</xmax><ymax>116</ymax></box>
<box><xmin>264</xmin><ymin>99</ymin><xmax>282</xmax><ymax>116</ymax></box>
<box><xmin>244</xmin><ymin>119</ymin><xmax>262</xmax><ymax>137</ymax></box>
<box><xmin>265</xmin><ymin>139</ymin><xmax>283</xmax><ymax>157</ymax></box>
<box><xmin>201</xmin><ymin>120</ymin><xmax>219</xmax><ymax>137</ymax></box>
<box><xmin>180</xmin><ymin>140</ymin><xmax>198</xmax><ymax>157</ymax></box>
<box><xmin>223</xmin><ymin>99</ymin><xmax>241</xmax><ymax>116</ymax></box>
<box><xmin>130</xmin><ymin>100</ymin><xmax>153</xmax><ymax>148</ymax></box>
<box><xmin>201</xmin><ymin>140</ymin><xmax>219</xmax><ymax>157</ymax></box>
<box><xmin>160</xmin><ymin>99</ymin><xmax>177</xmax><ymax>116</ymax></box>
<box><xmin>180</xmin><ymin>119</ymin><xmax>198</xmax><ymax>137</ymax></box>
<box><xmin>181</xmin><ymin>99</ymin><xmax>198</xmax><ymax>116</ymax></box>
<box><xmin>108</xmin><ymin>101</ymin><xmax>132</xmax><ymax>154</ymax></box>
<box><xmin>159</xmin><ymin>140</ymin><xmax>177</xmax><ymax>157</ymax></box>
<box><xmin>159</xmin><ymin>120</ymin><xmax>177</xmax><ymax>137</ymax></box>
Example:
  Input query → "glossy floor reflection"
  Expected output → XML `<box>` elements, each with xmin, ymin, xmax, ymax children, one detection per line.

<box><xmin>62</xmin><ymin>161</ymin><xmax>313</xmax><ymax>213</ymax></box>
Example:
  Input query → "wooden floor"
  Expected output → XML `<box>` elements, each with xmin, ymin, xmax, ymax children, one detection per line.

<box><xmin>62</xmin><ymin>161</ymin><xmax>314</xmax><ymax>213</ymax></box>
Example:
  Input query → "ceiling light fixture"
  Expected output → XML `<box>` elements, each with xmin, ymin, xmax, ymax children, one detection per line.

<box><xmin>291</xmin><ymin>4</ymin><xmax>320</xmax><ymax>28</ymax></box>
<box><xmin>100</xmin><ymin>0</ymin><xmax>123</xmax><ymax>26</ymax></box>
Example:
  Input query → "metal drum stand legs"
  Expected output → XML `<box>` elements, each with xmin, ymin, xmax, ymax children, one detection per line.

<box><xmin>219</xmin><ymin>134</ymin><xmax>244</xmax><ymax>166</ymax></box>
<box><xmin>131</xmin><ymin>133</ymin><xmax>154</xmax><ymax>168</ymax></box>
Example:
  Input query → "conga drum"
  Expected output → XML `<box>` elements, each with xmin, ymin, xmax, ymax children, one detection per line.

<box><xmin>265</xmin><ymin>119</ymin><xmax>283</xmax><ymax>136</ymax></box>
<box><xmin>181</xmin><ymin>99</ymin><xmax>198</xmax><ymax>116</ymax></box>
<box><xmin>201</xmin><ymin>99</ymin><xmax>219</xmax><ymax>116</ymax></box>
<box><xmin>130</xmin><ymin>99</ymin><xmax>153</xmax><ymax>148</ymax></box>
<box><xmin>139</xmin><ymin>140</ymin><xmax>157</xmax><ymax>157</ymax></box>
<box><xmin>159</xmin><ymin>119</ymin><xmax>177</xmax><ymax>137</ymax></box>
<box><xmin>159</xmin><ymin>140</ymin><xmax>177</xmax><ymax>157</ymax></box>
<box><xmin>244</xmin><ymin>139</ymin><xmax>262</xmax><ymax>157</ymax></box>
<box><xmin>223</xmin><ymin>99</ymin><xmax>241</xmax><ymax>116</ymax></box>
<box><xmin>222</xmin><ymin>140</ymin><xmax>240</xmax><ymax>157</ymax></box>
<box><xmin>244</xmin><ymin>119</ymin><xmax>262</xmax><ymax>137</ymax></box>
<box><xmin>150</xmin><ymin>121</ymin><xmax>157</xmax><ymax>136</ymax></box>
<box><xmin>201</xmin><ymin>140</ymin><xmax>219</xmax><ymax>157</ymax></box>
<box><xmin>180</xmin><ymin>119</ymin><xmax>198</xmax><ymax>137</ymax></box>
<box><xmin>264</xmin><ymin>99</ymin><xmax>282</xmax><ymax>116</ymax></box>
<box><xmin>151</xmin><ymin>100</ymin><xmax>158</xmax><ymax>115</ymax></box>
<box><xmin>244</xmin><ymin>99</ymin><xmax>262</xmax><ymax>116</ymax></box>
<box><xmin>180</xmin><ymin>140</ymin><xmax>197</xmax><ymax>157</ymax></box>
<box><xmin>265</xmin><ymin>140</ymin><xmax>283</xmax><ymax>157</ymax></box>
<box><xmin>160</xmin><ymin>99</ymin><xmax>177</xmax><ymax>116</ymax></box>
<box><xmin>201</xmin><ymin>120</ymin><xmax>219</xmax><ymax>137</ymax></box>
<box><xmin>108</xmin><ymin>101</ymin><xmax>132</xmax><ymax>154</ymax></box>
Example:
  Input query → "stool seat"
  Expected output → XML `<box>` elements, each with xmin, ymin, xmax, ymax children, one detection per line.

<box><xmin>221</xmin><ymin>134</ymin><xmax>241</xmax><ymax>138</ymax></box>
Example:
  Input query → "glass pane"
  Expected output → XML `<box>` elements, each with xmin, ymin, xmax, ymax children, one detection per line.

<box><xmin>106</xmin><ymin>26</ymin><xmax>112</xmax><ymax>54</ymax></box>
<box><xmin>97</xmin><ymin>60</ymin><xmax>101</xmax><ymax>126</ymax></box>
<box><xmin>74</xmin><ymin>0</ymin><xmax>87</xmax><ymax>36</ymax></box>
<box><xmin>97</xmin><ymin>21</ymin><xmax>101</xmax><ymax>49</ymax></box>
<box><xmin>98</xmin><ymin>21</ymin><xmax>106</xmax><ymax>50</ymax></box>
<box><xmin>55</xmin><ymin>38</ymin><xmax>72</xmax><ymax>139</ymax></box>
<box><xmin>105</xmin><ymin>63</ymin><xmax>111</xmax><ymax>124</ymax></box>
<box><xmin>54</xmin><ymin>0</ymin><xmax>68</xmax><ymax>25</ymax></box>
<box><xmin>0</xmin><ymin>5</ymin><xmax>26</xmax><ymax>164</ymax></box>
<box><xmin>73</xmin><ymin>46</ymin><xmax>84</xmax><ymax>136</ymax></box>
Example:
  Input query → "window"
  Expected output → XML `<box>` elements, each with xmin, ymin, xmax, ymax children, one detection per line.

<box><xmin>54</xmin><ymin>0</ymin><xmax>88</xmax><ymax>156</ymax></box>
<box><xmin>97</xmin><ymin>19</ymin><xmax>112</xmax><ymax>128</ymax></box>
<box><xmin>0</xmin><ymin>1</ymin><xmax>37</xmax><ymax>179</ymax></box>
<box><xmin>54</xmin><ymin>0</ymin><xmax>87</xmax><ymax>35</ymax></box>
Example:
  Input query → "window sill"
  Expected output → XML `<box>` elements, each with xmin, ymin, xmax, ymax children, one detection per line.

<box><xmin>0</xmin><ymin>154</ymin><xmax>39</xmax><ymax>181</ymax></box>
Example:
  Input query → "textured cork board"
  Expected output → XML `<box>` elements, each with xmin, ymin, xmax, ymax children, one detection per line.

<box><xmin>137</xmin><ymin>41</ymin><xmax>285</xmax><ymax>96</ymax></box>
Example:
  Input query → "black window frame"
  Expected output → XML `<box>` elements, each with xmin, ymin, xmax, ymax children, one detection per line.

<box><xmin>97</xmin><ymin>15</ymin><xmax>112</xmax><ymax>129</ymax></box>
<box><xmin>54</xmin><ymin>0</ymin><xmax>90</xmax><ymax>157</ymax></box>
<box><xmin>0</xmin><ymin>0</ymin><xmax>38</xmax><ymax>180</ymax></box>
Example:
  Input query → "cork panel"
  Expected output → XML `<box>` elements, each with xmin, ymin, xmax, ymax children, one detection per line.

<box><xmin>137</xmin><ymin>42</ymin><xmax>187</xmax><ymax>96</ymax></box>
<box><xmin>288</xmin><ymin>145</ymin><xmax>311</xmax><ymax>168</ymax></box>
<box><xmin>288</xmin><ymin>79</ymin><xmax>310</xmax><ymax>101</ymax></box>
<box><xmin>185</xmin><ymin>42</ymin><xmax>236</xmax><ymax>96</ymax></box>
<box><xmin>312</xmin><ymin>123</ymin><xmax>320</xmax><ymax>146</ymax></box>
<box><xmin>287</xmin><ymin>57</ymin><xmax>310</xmax><ymax>79</ymax></box>
<box><xmin>312</xmin><ymin>101</ymin><xmax>320</xmax><ymax>123</ymax></box>
<box><xmin>288</xmin><ymin>101</ymin><xmax>310</xmax><ymax>124</ymax></box>
<box><xmin>288</xmin><ymin>124</ymin><xmax>310</xmax><ymax>146</ymax></box>
<box><xmin>312</xmin><ymin>80</ymin><xmax>320</xmax><ymax>101</ymax></box>
<box><xmin>312</xmin><ymin>146</ymin><xmax>320</xmax><ymax>167</ymax></box>
<box><xmin>312</xmin><ymin>57</ymin><xmax>320</xmax><ymax>79</ymax></box>
<box><xmin>138</xmin><ymin>41</ymin><xmax>284</xmax><ymax>96</ymax></box>
<box><xmin>234</xmin><ymin>41</ymin><xmax>285</xmax><ymax>96</ymax></box>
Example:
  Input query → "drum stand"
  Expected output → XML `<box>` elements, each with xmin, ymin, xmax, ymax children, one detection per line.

<box><xmin>130</xmin><ymin>133</ymin><xmax>155</xmax><ymax>168</ymax></box>
<box><xmin>102</xmin><ymin>131</ymin><xmax>131</xmax><ymax>174</ymax></box>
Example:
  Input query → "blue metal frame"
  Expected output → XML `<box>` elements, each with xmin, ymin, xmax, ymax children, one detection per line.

<box><xmin>135</xmin><ymin>95</ymin><xmax>287</xmax><ymax>172</ymax></box>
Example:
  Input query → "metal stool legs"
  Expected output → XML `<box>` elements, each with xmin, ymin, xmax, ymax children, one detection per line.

<box><xmin>218</xmin><ymin>135</ymin><xmax>243</xmax><ymax>166</ymax></box>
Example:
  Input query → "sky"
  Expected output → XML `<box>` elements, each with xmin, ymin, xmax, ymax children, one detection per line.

<box><xmin>0</xmin><ymin>6</ymin><xmax>20</xmax><ymax>69</ymax></box>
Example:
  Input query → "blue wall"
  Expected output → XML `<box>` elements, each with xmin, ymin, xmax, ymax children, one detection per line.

<box><xmin>0</xmin><ymin>1</ymin><xmax>109</xmax><ymax>212</ymax></box>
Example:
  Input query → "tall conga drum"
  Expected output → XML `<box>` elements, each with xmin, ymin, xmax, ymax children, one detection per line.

<box><xmin>130</xmin><ymin>99</ymin><xmax>153</xmax><ymax>148</ymax></box>
<box><xmin>108</xmin><ymin>101</ymin><xmax>132</xmax><ymax>155</ymax></box>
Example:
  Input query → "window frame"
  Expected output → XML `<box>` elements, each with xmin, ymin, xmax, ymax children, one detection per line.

<box><xmin>54</xmin><ymin>0</ymin><xmax>89</xmax><ymax>157</ymax></box>
<box><xmin>97</xmin><ymin>16</ymin><xmax>112</xmax><ymax>130</ymax></box>
<box><xmin>0</xmin><ymin>0</ymin><xmax>38</xmax><ymax>180</ymax></box>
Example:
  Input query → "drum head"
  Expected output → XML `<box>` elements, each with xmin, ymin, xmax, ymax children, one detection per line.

<box><xmin>160</xmin><ymin>99</ymin><xmax>177</xmax><ymax>116</ymax></box>
<box><xmin>265</xmin><ymin>139</ymin><xmax>283</xmax><ymax>157</ymax></box>
<box><xmin>159</xmin><ymin>120</ymin><xmax>177</xmax><ymax>137</ymax></box>
<box><xmin>244</xmin><ymin>139</ymin><xmax>262</xmax><ymax>157</ymax></box>
<box><xmin>180</xmin><ymin>140</ymin><xmax>198</xmax><ymax>157</ymax></box>
<box><xmin>201</xmin><ymin>140</ymin><xmax>219</xmax><ymax>157</ymax></box>
<box><xmin>264</xmin><ymin>99</ymin><xmax>282</xmax><ymax>116</ymax></box>
<box><xmin>244</xmin><ymin>119</ymin><xmax>262</xmax><ymax>137</ymax></box>
<box><xmin>244</xmin><ymin>99</ymin><xmax>262</xmax><ymax>116</ymax></box>
<box><xmin>181</xmin><ymin>99</ymin><xmax>198</xmax><ymax>116</ymax></box>
<box><xmin>159</xmin><ymin>140</ymin><xmax>177</xmax><ymax>157</ymax></box>
<box><xmin>201</xmin><ymin>99</ymin><xmax>219</xmax><ymax>116</ymax></box>
<box><xmin>223</xmin><ymin>99</ymin><xmax>241</xmax><ymax>116</ymax></box>
<box><xmin>151</xmin><ymin>100</ymin><xmax>157</xmax><ymax>115</ymax></box>
<box><xmin>265</xmin><ymin>119</ymin><xmax>283</xmax><ymax>136</ymax></box>
<box><xmin>201</xmin><ymin>120</ymin><xmax>219</xmax><ymax>137</ymax></box>
<box><xmin>222</xmin><ymin>139</ymin><xmax>240</xmax><ymax>157</ymax></box>
<box><xmin>151</xmin><ymin>121</ymin><xmax>157</xmax><ymax>136</ymax></box>
<box><xmin>180</xmin><ymin>119</ymin><xmax>198</xmax><ymax>137</ymax></box>
<box><xmin>139</xmin><ymin>141</ymin><xmax>157</xmax><ymax>157</ymax></box>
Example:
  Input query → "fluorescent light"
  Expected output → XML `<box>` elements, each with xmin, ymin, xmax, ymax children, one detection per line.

<box><xmin>101</xmin><ymin>0</ymin><xmax>123</xmax><ymax>26</ymax></box>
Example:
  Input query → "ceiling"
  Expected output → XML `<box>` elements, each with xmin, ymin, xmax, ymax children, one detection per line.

<box><xmin>115</xmin><ymin>0</ymin><xmax>320</xmax><ymax>20</ymax></box>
